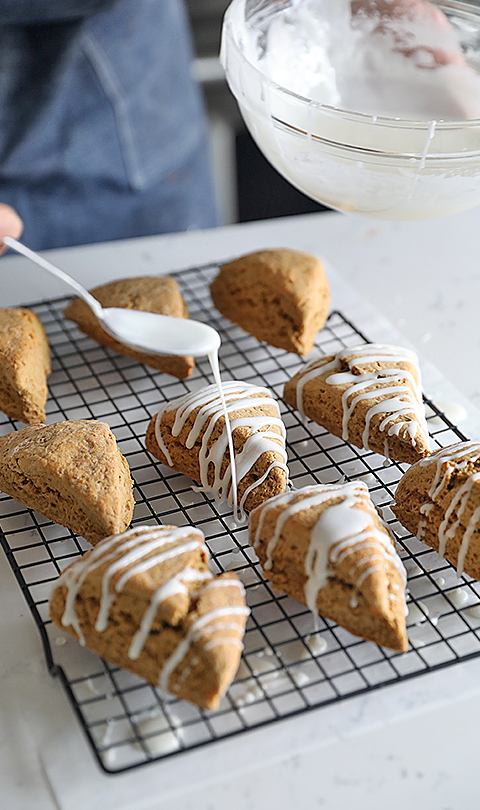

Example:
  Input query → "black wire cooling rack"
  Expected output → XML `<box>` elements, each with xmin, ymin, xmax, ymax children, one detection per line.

<box><xmin>1</xmin><ymin>259</ymin><xmax>479</xmax><ymax>776</ymax></box>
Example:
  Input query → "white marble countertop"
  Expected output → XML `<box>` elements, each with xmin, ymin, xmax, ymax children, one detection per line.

<box><xmin>2</xmin><ymin>209</ymin><xmax>480</xmax><ymax>810</ymax></box>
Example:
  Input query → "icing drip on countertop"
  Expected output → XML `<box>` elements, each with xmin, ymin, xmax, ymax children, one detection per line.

<box><xmin>294</xmin><ymin>343</ymin><xmax>429</xmax><ymax>453</ymax></box>
<box><xmin>154</xmin><ymin>381</ymin><xmax>288</xmax><ymax>519</ymax></box>
<box><xmin>416</xmin><ymin>441</ymin><xmax>480</xmax><ymax>577</ymax></box>
<box><xmin>253</xmin><ymin>481</ymin><xmax>406</xmax><ymax>615</ymax></box>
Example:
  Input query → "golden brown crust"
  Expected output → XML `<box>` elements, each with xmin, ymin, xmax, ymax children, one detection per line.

<box><xmin>0</xmin><ymin>420</ymin><xmax>134</xmax><ymax>544</ymax></box>
<box><xmin>49</xmin><ymin>526</ymin><xmax>247</xmax><ymax>709</ymax></box>
<box><xmin>210</xmin><ymin>249</ymin><xmax>330</xmax><ymax>355</ymax></box>
<box><xmin>284</xmin><ymin>349</ymin><xmax>430</xmax><ymax>465</ymax></box>
<box><xmin>0</xmin><ymin>307</ymin><xmax>50</xmax><ymax>424</ymax></box>
<box><xmin>145</xmin><ymin>390</ymin><xmax>288</xmax><ymax>513</ymax></box>
<box><xmin>64</xmin><ymin>275</ymin><xmax>194</xmax><ymax>378</ymax></box>
<box><xmin>393</xmin><ymin>442</ymin><xmax>480</xmax><ymax>579</ymax></box>
<box><xmin>249</xmin><ymin>486</ymin><xmax>407</xmax><ymax>651</ymax></box>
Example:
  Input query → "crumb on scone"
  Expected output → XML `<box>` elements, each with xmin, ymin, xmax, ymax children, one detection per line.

<box><xmin>210</xmin><ymin>249</ymin><xmax>330</xmax><ymax>355</ymax></box>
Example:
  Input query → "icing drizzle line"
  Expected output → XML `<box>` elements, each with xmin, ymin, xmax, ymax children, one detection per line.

<box><xmin>154</xmin><ymin>381</ymin><xmax>289</xmax><ymax>520</ymax></box>
<box><xmin>416</xmin><ymin>441</ymin><xmax>480</xmax><ymax>576</ymax></box>
<box><xmin>293</xmin><ymin>344</ymin><xmax>429</xmax><ymax>453</ymax></box>
<box><xmin>253</xmin><ymin>481</ymin><xmax>406</xmax><ymax>615</ymax></box>
<box><xmin>58</xmin><ymin>525</ymin><xmax>208</xmax><ymax>650</ymax></box>
<box><xmin>56</xmin><ymin>525</ymin><xmax>249</xmax><ymax>692</ymax></box>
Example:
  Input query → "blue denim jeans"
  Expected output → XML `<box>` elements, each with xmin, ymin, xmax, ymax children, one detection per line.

<box><xmin>0</xmin><ymin>0</ymin><xmax>217</xmax><ymax>249</ymax></box>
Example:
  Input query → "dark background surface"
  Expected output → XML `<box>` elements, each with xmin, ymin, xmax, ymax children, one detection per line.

<box><xmin>186</xmin><ymin>0</ymin><xmax>330</xmax><ymax>223</ymax></box>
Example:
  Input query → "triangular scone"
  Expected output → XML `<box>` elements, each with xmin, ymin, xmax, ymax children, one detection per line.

<box><xmin>0</xmin><ymin>307</ymin><xmax>50</xmax><ymax>424</ymax></box>
<box><xmin>393</xmin><ymin>441</ymin><xmax>480</xmax><ymax>579</ymax></box>
<box><xmin>50</xmin><ymin>525</ymin><xmax>249</xmax><ymax>710</ymax></box>
<box><xmin>64</xmin><ymin>275</ymin><xmax>194</xmax><ymax>378</ymax></box>
<box><xmin>145</xmin><ymin>381</ymin><xmax>288</xmax><ymax>516</ymax></box>
<box><xmin>0</xmin><ymin>420</ymin><xmax>134</xmax><ymax>544</ymax></box>
<box><xmin>210</xmin><ymin>249</ymin><xmax>330</xmax><ymax>355</ymax></box>
<box><xmin>284</xmin><ymin>343</ymin><xmax>430</xmax><ymax>464</ymax></box>
<box><xmin>249</xmin><ymin>482</ymin><xmax>408</xmax><ymax>651</ymax></box>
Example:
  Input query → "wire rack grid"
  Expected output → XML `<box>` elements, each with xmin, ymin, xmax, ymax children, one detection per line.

<box><xmin>1</xmin><ymin>259</ymin><xmax>479</xmax><ymax>776</ymax></box>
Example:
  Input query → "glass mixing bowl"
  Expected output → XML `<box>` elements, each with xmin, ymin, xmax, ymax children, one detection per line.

<box><xmin>221</xmin><ymin>0</ymin><xmax>480</xmax><ymax>220</ymax></box>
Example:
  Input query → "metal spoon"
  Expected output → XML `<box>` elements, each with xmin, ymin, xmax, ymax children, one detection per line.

<box><xmin>3</xmin><ymin>236</ymin><xmax>220</xmax><ymax>358</ymax></box>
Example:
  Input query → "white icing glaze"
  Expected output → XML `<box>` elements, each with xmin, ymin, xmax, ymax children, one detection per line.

<box><xmin>407</xmin><ymin>564</ymin><xmax>422</xmax><ymax>578</ymax></box>
<box><xmin>449</xmin><ymin>588</ymin><xmax>469</xmax><ymax>608</ymax></box>
<box><xmin>208</xmin><ymin>350</ymin><xmax>239</xmax><ymax>521</ymax></box>
<box><xmin>305</xmin><ymin>634</ymin><xmax>328</xmax><ymax>656</ymax></box>
<box><xmin>57</xmin><ymin>524</ymin><xmax>249</xmax><ymax>693</ymax></box>
<box><xmin>58</xmin><ymin>525</ymin><xmax>208</xmax><ymax>647</ymax></box>
<box><xmin>292</xmin><ymin>670</ymin><xmax>310</xmax><ymax>687</ymax></box>
<box><xmin>293</xmin><ymin>344</ymin><xmax>429</xmax><ymax>454</ymax></box>
<box><xmin>158</xmin><ymin>604</ymin><xmax>250</xmax><ymax>693</ymax></box>
<box><xmin>135</xmin><ymin>714</ymin><xmax>180</xmax><ymax>755</ymax></box>
<box><xmin>253</xmin><ymin>480</ymin><xmax>406</xmax><ymax>616</ymax></box>
<box><xmin>406</xmin><ymin>601</ymin><xmax>429</xmax><ymax>625</ymax></box>
<box><xmin>154</xmin><ymin>381</ymin><xmax>288</xmax><ymax>520</ymax></box>
<box><xmin>417</xmin><ymin>442</ymin><xmax>480</xmax><ymax>576</ymax></box>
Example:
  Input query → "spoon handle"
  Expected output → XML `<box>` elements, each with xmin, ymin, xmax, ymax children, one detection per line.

<box><xmin>3</xmin><ymin>236</ymin><xmax>103</xmax><ymax>318</ymax></box>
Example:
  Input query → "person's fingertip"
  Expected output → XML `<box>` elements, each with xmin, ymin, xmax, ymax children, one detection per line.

<box><xmin>0</xmin><ymin>203</ymin><xmax>23</xmax><ymax>242</ymax></box>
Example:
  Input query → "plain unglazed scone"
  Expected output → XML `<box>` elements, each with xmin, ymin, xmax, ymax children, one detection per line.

<box><xmin>393</xmin><ymin>441</ymin><xmax>480</xmax><ymax>579</ymax></box>
<box><xmin>145</xmin><ymin>381</ymin><xmax>288</xmax><ymax>515</ymax></box>
<box><xmin>0</xmin><ymin>307</ymin><xmax>51</xmax><ymax>424</ymax></box>
<box><xmin>284</xmin><ymin>343</ymin><xmax>431</xmax><ymax>465</ymax></box>
<box><xmin>210</xmin><ymin>249</ymin><xmax>330</xmax><ymax>355</ymax></box>
<box><xmin>50</xmin><ymin>525</ymin><xmax>249</xmax><ymax>710</ymax></box>
<box><xmin>249</xmin><ymin>481</ymin><xmax>408</xmax><ymax>651</ymax></box>
<box><xmin>64</xmin><ymin>275</ymin><xmax>194</xmax><ymax>378</ymax></box>
<box><xmin>0</xmin><ymin>420</ymin><xmax>134</xmax><ymax>544</ymax></box>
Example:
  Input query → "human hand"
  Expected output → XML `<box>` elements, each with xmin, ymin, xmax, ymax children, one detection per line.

<box><xmin>0</xmin><ymin>204</ymin><xmax>23</xmax><ymax>256</ymax></box>
<box><xmin>351</xmin><ymin>0</ymin><xmax>466</xmax><ymax>68</ymax></box>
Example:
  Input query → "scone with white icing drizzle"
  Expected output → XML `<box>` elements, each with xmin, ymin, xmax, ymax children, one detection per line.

<box><xmin>210</xmin><ymin>249</ymin><xmax>330</xmax><ymax>355</ymax></box>
<box><xmin>0</xmin><ymin>420</ymin><xmax>134</xmax><ymax>545</ymax></box>
<box><xmin>49</xmin><ymin>525</ymin><xmax>249</xmax><ymax>710</ymax></box>
<box><xmin>284</xmin><ymin>343</ymin><xmax>430</xmax><ymax>464</ymax></box>
<box><xmin>393</xmin><ymin>441</ymin><xmax>480</xmax><ymax>579</ymax></box>
<box><xmin>0</xmin><ymin>307</ymin><xmax>51</xmax><ymax>424</ymax></box>
<box><xmin>64</xmin><ymin>275</ymin><xmax>194</xmax><ymax>379</ymax></box>
<box><xmin>145</xmin><ymin>381</ymin><xmax>289</xmax><ymax>516</ymax></box>
<box><xmin>249</xmin><ymin>482</ymin><xmax>408</xmax><ymax>651</ymax></box>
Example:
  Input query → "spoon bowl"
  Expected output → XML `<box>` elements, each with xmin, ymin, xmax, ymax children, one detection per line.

<box><xmin>3</xmin><ymin>237</ymin><xmax>221</xmax><ymax>358</ymax></box>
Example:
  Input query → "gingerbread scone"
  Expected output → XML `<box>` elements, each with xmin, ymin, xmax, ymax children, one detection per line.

<box><xmin>393</xmin><ymin>441</ymin><xmax>480</xmax><ymax>579</ymax></box>
<box><xmin>64</xmin><ymin>275</ymin><xmax>194</xmax><ymax>378</ymax></box>
<box><xmin>210</xmin><ymin>249</ymin><xmax>330</xmax><ymax>355</ymax></box>
<box><xmin>0</xmin><ymin>420</ymin><xmax>134</xmax><ymax>544</ymax></box>
<box><xmin>0</xmin><ymin>307</ymin><xmax>50</xmax><ymax>424</ymax></box>
<box><xmin>145</xmin><ymin>381</ymin><xmax>288</xmax><ymax>516</ymax></box>
<box><xmin>250</xmin><ymin>482</ymin><xmax>407</xmax><ymax>651</ymax></box>
<box><xmin>50</xmin><ymin>525</ymin><xmax>249</xmax><ymax>710</ymax></box>
<box><xmin>284</xmin><ymin>343</ymin><xmax>430</xmax><ymax>464</ymax></box>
